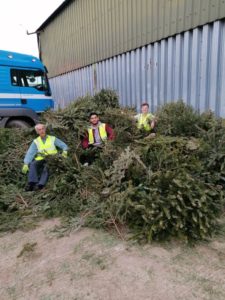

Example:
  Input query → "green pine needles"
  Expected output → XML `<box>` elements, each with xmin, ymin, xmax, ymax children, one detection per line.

<box><xmin>0</xmin><ymin>93</ymin><xmax>225</xmax><ymax>243</ymax></box>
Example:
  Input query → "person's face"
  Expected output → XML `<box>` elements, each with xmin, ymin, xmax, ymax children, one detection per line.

<box><xmin>36</xmin><ymin>125</ymin><xmax>46</xmax><ymax>138</ymax></box>
<box><xmin>141</xmin><ymin>105</ymin><xmax>149</xmax><ymax>114</ymax></box>
<box><xmin>90</xmin><ymin>115</ymin><xmax>99</xmax><ymax>126</ymax></box>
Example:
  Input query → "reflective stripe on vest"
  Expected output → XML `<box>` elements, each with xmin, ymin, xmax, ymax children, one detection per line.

<box><xmin>137</xmin><ymin>113</ymin><xmax>153</xmax><ymax>131</ymax></box>
<box><xmin>88</xmin><ymin>123</ymin><xmax>107</xmax><ymax>145</ymax></box>
<box><xmin>34</xmin><ymin>135</ymin><xmax>58</xmax><ymax>161</ymax></box>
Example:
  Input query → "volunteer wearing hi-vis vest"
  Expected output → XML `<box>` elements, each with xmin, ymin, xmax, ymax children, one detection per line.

<box><xmin>22</xmin><ymin>123</ymin><xmax>68</xmax><ymax>191</ymax></box>
<box><xmin>135</xmin><ymin>102</ymin><xmax>156</xmax><ymax>132</ymax></box>
<box><xmin>81</xmin><ymin>112</ymin><xmax>115</xmax><ymax>149</ymax></box>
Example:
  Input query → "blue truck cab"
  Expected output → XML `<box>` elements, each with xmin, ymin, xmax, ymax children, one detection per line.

<box><xmin>0</xmin><ymin>50</ymin><xmax>54</xmax><ymax>128</ymax></box>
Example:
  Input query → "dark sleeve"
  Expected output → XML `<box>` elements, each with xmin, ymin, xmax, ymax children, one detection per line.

<box><xmin>106</xmin><ymin>124</ymin><xmax>115</xmax><ymax>140</ymax></box>
<box><xmin>81</xmin><ymin>132</ymin><xmax>89</xmax><ymax>149</ymax></box>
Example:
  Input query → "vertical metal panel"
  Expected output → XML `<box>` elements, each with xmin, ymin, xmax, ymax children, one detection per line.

<box><xmin>50</xmin><ymin>20</ymin><xmax>225</xmax><ymax>117</ymax></box>
<box><xmin>39</xmin><ymin>0</ymin><xmax>225</xmax><ymax>77</ymax></box>
<box><xmin>209</xmin><ymin>21</ymin><xmax>221</xmax><ymax>113</ymax></box>
<box><xmin>174</xmin><ymin>34</ymin><xmax>182</xmax><ymax>101</ymax></box>
<box><xmin>153</xmin><ymin>42</ymin><xmax>159</xmax><ymax>111</ymax></box>
<box><xmin>192</xmin><ymin>0</ymin><xmax>201</xmax><ymax>28</ymax></box>
<box><xmin>125</xmin><ymin>53</ymin><xmax>131</xmax><ymax>106</ymax></box>
<box><xmin>220</xmin><ymin>23</ymin><xmax>225</xmax><ymax>116</ymax></box>
<box><xmin>210</xmin><ymin>0</ymin><xmax>220</xmax><ymax>20</ymax></box>
<box><xmin>162</xmin><ymin>40</ymin><xmax>168</xmax><ymax>104</ymax></box>
<box><xmin>130</xmin><ymin>51</ymin><xmax>135</xmax><ymax>106</ymax></box>
<box><xmin>140</xmin><ymin>47</ymin><xmax>146</xmax><ymax>101</ymax></box>
<box><xmin>167</xmin><ymin>37</ymin><xmax>174</xmax><ymax>102</ymax></box>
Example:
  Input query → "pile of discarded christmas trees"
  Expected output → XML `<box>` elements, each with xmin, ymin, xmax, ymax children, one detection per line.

<box><xmin>1</xmin><ymin>89</ymin><xmax>225</xmax><ymax>242</ymax></box>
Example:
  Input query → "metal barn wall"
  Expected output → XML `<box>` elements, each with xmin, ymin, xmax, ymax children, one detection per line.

<box><xmin>50</xmin><ymin>20</ymin><xmax>225</xmax><ymax>117</ymax></box>
<box><xmin>39</xmin><ymin>0</ymin><xmax>225</xmax><ymax>78</ymax></box>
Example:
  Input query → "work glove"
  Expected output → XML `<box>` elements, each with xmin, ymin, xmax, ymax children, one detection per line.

<box><xmin>22</xmin><ymin>164</ymin><xmax>29</xmax><ymax>174</ymax></box>
<box><xmin>62</xmin><ymin>150</ymin><xmax>68</xmax><ymax>158</ymax></box>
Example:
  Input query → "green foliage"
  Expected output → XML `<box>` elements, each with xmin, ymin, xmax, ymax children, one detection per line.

<box><xmin>155</xmin><ymin>100</ymin><xmax>200</xmax><ymax>136</ymax></box>
<box><xmin>155</xmin><ymin>100</ymin><xmax>223</xmax><ymax>138</ymax></box>
<box><xmin>93</xmin><ymin>145</ymin><xmax>224</xmax><ymax>242</ymax></box>
<box><xmin>1</xmin><ymin>91</ymin><xmax>225</xmax><ymax>243</ymax></box>
<box><xmin>0</xmin><ymin>129</ymin><xmax>33</xmax><ymax>186</ymax></box>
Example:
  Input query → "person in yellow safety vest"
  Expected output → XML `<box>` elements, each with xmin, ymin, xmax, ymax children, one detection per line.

<box><xmin>81</xmin><ymin>112</ymin><xmax>115</xmax><ymax>165</ymax></box>
<box><xmin>21</xmin><ymin>123</ymin><xmax>68</xmax><ymax>191</ymax></box>
<box><xmin>134</xmin><ymin>102</ymin><xmax>156</xmax><ymax>133</ymax></box>
<box><xmin>81</xmin><ymin>112</ymin><xmax>115</xmax><ymax>149</ymax></box>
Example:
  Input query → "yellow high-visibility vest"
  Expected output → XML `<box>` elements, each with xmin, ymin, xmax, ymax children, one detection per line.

<box><xmin>34</xmin><ymin>135</ymin><xmax>58</xmax><ymax>161</ymax></box>
<box><xmin>137</xmin><ymin>113</ymin><xmax>154</xmax><ymax>131</ymax></box>
<box><xmin>88</xmin><ymin>123</ymin><xmax>107</xmax><ymax>145</ymax></box>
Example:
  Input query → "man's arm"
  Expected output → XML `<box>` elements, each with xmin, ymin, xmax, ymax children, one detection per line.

<box><xmin>81</xmin><ymin>132</ymin><xmax>89</xmax><ymax>149</ymax></box>
<box><xmin>147</xmin><ymin>113</ymin><xmax>156</xmax><ymax>129</ymax></box>
<box><xmin>151</xmin><ymin>114</ymin><xmax>157</xmax><ymax>129</ymax></box>
<box><xmin>106</xmin><ymin>124</ymin><xmax>115</xmax><ymax>140</ymax></box>
<box><xmin>151</xmin><ymin>119</ymin><xmax>156</xmax><ymax>129</ymax></box>
<box><xmin>54</xmin><ymin>137</ymin><xmax>69</xmax><ymax>151</ymax></box>
<box><xmin>24</xmin><ymin>142</ymin><xmax>38</xmax><ymax>165</ymax></box>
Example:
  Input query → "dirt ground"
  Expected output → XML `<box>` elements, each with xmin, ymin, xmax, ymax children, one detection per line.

<box><xmin>0</xmin><ymin>219</ymin><xmax>225</xmax><ymax>300</ymax></box>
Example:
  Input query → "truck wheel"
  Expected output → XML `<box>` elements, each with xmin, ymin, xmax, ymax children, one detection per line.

<box><xmin>6</xmin><ymin>120</ymin><xmax>31</xmax><ymax>129</ymax></box>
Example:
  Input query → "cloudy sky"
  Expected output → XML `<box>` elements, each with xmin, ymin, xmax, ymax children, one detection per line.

<box><xmin>0</xmin><ymin>0</ymin><xmax>64</xmax><ymax>57</ymax></box>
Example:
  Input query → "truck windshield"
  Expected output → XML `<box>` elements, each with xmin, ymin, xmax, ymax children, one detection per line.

<box><xmin>11</xmin><ymin>69</ymin><xmax>50</xmax><ymax>92</ymax></box>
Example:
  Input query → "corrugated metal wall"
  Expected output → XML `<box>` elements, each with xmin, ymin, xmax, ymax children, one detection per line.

<box><xmin>50</xmin><ymin>20</ymin><xmax>225</xmax><ymax>117</ymax></box>
<box><xmin>39</xmin><ymin>0</ymin><xmax>225</xmax><ymax>77</ymax></box>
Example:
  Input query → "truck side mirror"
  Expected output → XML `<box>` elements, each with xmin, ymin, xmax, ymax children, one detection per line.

<box><xmin>45</xmin><ymin>91</ymin><xmax>51</xmax><ymax>96</ymax></box>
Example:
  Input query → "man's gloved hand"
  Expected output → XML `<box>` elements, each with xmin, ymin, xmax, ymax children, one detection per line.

<box><xmin>22</xmin><ymin>164</ymin><xmax>29</xmax><ymax>174</ymax></box>
<box><xmin>62</xmin><ymin>150</ymin><xmax>68</xmax><ymax>158</ymax></box>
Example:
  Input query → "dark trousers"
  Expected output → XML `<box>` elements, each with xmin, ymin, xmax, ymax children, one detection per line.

<box><xmin>80</xmin><ymin>146</ymin><xmax>101</xmax><ymax>165</ymax></box>
<box><xmin>28</xmin><ymin>160</ymin><xmax>49</xmax><ymax>186</ymax></box>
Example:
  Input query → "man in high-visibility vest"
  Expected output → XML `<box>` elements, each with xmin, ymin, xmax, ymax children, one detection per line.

<box><xmin>81</xmin><ymin>112</ymin><xmax>115</xmax><ymax>149</ymax></box>
<box><xmin>81</xmin><ymin>112</ymin><xmax>115</xmax><ymax>165</ymax></box>
<box><xmin>134</xmin><ymin>102</ymin><xmax>156</xmax><ymax>133</ymax></box>
<box><xmin>22</xmin><ymin>123</ymin><xmax>68</xmax><ymax>191</ymax></box>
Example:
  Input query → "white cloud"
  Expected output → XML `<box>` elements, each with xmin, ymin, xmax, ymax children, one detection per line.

<box><xmin>0</xmin><ymin>0</ymin><xmax>64</xmax><ymax>57</ymax></box>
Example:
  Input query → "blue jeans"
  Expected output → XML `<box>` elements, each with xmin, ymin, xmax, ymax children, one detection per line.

<box><xmin>28</xmin><ymin>160</ymin><xmax>49</xmax><ymax>186</ymax></box>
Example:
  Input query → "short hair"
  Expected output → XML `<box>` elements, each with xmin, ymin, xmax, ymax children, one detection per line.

<box><xmin>35</xmin><ymin>123</ymin><xmax>46</xmax><ymax>133</ymax></box>
<box><xmin>89</xmin><ymin>112</ymin><xmax>99</xmax><ymax>118</ymax></box>
<box><xmin>141</xmin><ymin>102</ymin><xmax>149</xmax><ymax>108</ymax></box>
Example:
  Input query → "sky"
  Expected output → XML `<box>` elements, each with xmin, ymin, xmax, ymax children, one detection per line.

<box><xmin>0</xmin><ymin>0</ymin><xmax>65</xmax><ymax>57</ymax></box>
